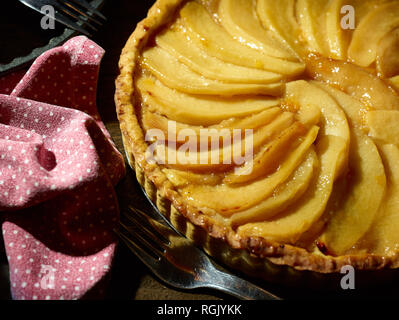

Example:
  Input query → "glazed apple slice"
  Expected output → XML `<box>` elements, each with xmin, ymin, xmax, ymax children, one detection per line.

<box><xmin>376</xmin><ymin>28</ymin><xmax>399</xmax><ymax>78</ymax></box>
<box><xmin>296</xmin><ymin>0</ymin><xmax>330</xmax><ymax>57</ymax></box>
<box><xmin>325</xmin><ymin>0</ymin><xmax>349</xmax><ymax>60</ymax></box>
<box><xmin>285</xmin><ymin>81</ymin><xmax>350</xmax><ymax>140</ymax></box>
<box><xmin>141</xmin><ymin>46</ymin><xmax>283</xmax><ymax>96</ymax></box>
<box><xmin>366</xmin><ymin>110</ymin><xmax>399</xmax><ymax>145</ymax></box>
<box><xmin>142</xmin><ymin>111</ymin><xmax>235</xmax><ymax>145</ymax></box>
<box><xmin>155</xmin><ymin>26</ymin><xmax>284</xmax><ymax>84</ymax></box>
<box><xmin>179</xmin><ymin>129</ymin><xmax>318</xmax><ymax>216</ymax></box>
<box><xmin>311</xmin><ymin>81</ymin><xmax>364</xmax><ymax>128</ymax></box>
<box><xmin>142</xmin><ymin>108</ymin><xmax>282</xmax><ymax>144</ymax></box>
<box><xmin>284</xmin><ymin>80</ymin><xmax>350</xmax><ymax>176</ymax></box>
<box><xmin>314</xmin><ymin>84</ymin><xmax>386</xmax><ymax>255</ymax></box>
<box><xmin>306</xmin><ymin>54</ymin><xmax>399</xmax><ymax>110</ymax></box>
<box><xmin>179</xmin><ymin>1</ymin><xmax>305</xmax><ymax>75</ymax></box>
<box><xmin>224</xmin><ymin>122</ymin><xmax>311</xmax><ymax>185</ymax></box>
<box><xmin>141</xmin><ymin>107</ymin><xmax>283</xmax><ymax>149</ymax></box>
<box><xmin>256</xmin><ymin>0</ymin><xmax>306</xmax><ymax>58</ymax></box>
<box><xmin>237</xmin><ymin>134</ymin><xmax>347</xmax><ymax>243</ymax></box>
<box><xmin>350</xmin><ymin>0</ymin><xmax>391</xmax><ymax>22</ymax></box>
<box><xmin>289</xmin><ymin>99</ymin><xmax>321</xmax><ymax>129</ymax></box>
<box><xmin>234</xmin><ymin>82</ymin><xmax>351</xmax><ymax>241</ymax></box>
<box><xmin>353</xmin><ymin>144</ymin><xmax>399</xmax><ymax>255</ymax></box>
<box><xmin>390</xmin><ymin>75</ymin><xmax>399</xmax><ymax>92</ymax></box>
<box><xmin>319</xmin><ymin>129</ymin><xmax>386</xmax><ymax>255</ymax></box>
<box><xmin>136</xmin><ymin>76</ymin><xmax>280</xmax><ymax>126</ymax></box>
<box><xmin>218</xmin><ymin>0</ymin><xmax>298</xmax><ymax>60</ymax></box>
<box><xmin>162</xmin><ymin>168</ymin><xmax>223</xmax><ymax>187</ymax></box>
<box><xmin>348</xmin><ymin>1</ymin><xmax>399</xmax><ymax>67</ymax></box>
<box><xmin>325</xmin><ymin>0</ymin><xmax>393</xmax><ymax>60</ymax></box>
<box><xmin>294</xmin><ymin>175</ymin><xmax>349</xmax><ymax>249</ymax></box>
<box><xmin>158</xmin><ymin>112</ymin><xmax>296</xmax><ymax>172</ymax></box>
<box><xmin>216</xmin><ymin>108</ymin><xmax>283</xmax><ymax>130</ymax></box>
<box><xmin>230</xmin><ymin>149</ymin><xmax>317</xmax><ymax>227</ymax></box>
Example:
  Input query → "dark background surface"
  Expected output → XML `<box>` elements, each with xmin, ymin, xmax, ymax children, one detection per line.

<box><xmin>2</xmin><ymin>0</ymin><xmax>399</xmax><ymax>301</ymax></box>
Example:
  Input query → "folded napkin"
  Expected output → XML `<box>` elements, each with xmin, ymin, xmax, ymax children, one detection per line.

<box><xmin>0</xmin><ymin>36</ymin><xmax>126</xmax><ymax>300</ymax></box>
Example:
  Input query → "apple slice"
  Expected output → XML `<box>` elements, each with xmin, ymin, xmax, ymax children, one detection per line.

<box><xmin>289</xmin><ymin>99</ymin><xmax>321</xmax><ymax>128</ymax></box>
<box><xmin>296</xmin><ymin>0</ymin><xmax>330</xmax><ymax>57</ymax></box>
<box><xmin>143</xmin><ymin>107</ymin><xmax>282</xmax><ymax>133</ymax></box>
<box><xmin>312</xmin><ymin>84</ymin><xmax>387</xmax><ymax>255</ymax></box>
<box><xmin>155</xmin><ymin>26</ymin><xmax>284</xmax><ymax>84</ymax></box>
<box><xmin>325</xmin><ymin>0</ymin><xmax>349</xmax><ymax>60</ymax></box>
<box><xmin>326</xmin><ymin>0</ymin><xmax>393</xmax><ymax>60</ymax></box>
<box><xmin>348</xmin><ymin>1</ymin><xmax>399</xmax><ymax>67</ymax></box>
<box><xmin>162</xmin><ymin>168</ymin><xmax>223</xmax><ymax>187</ymax></box>
<box><xmin>376</xmin><ymin>28</ymin><xmax>399</xmax><ymax>78</ymax></box>
<box><xmin>141</xmin><ymin>46</ymin><xmax>283</xmax><ymax>96</ymax></box>
<box><xmin>218</xmin><ymin>0</ymin><xmax>298</xmax><ymax>60</ymax></box>
<box><xmin>285</xmin><ymin>81</ymin><xmax>349</xmax><ymax>139</ymax></box>
<box><xmin>306</xmin><ymin>54</ymin><xmax>399</xmax><ymax>110</ymax></box>
<box><xmin>256</xmin><ymin>0</ymin><xmax>306</xmax><ymax>58</ymax></box>
<box><xmin>366</xmin><ymin>110</ymin><xmax>399</xmax><ymax>146</ymax></box>
<box><xmin>179</xmin><ymin>129</ymin><xmax>318</xmax><ymax>216</ymax></box>
<box><xmin>230</xmin><ymin>149</ymin><xmax>317</xmax><ymax>226</ymax></box>
<box><xmin>353</xmin><ymin>144</ymin><xmax>399</xmax><ymax>255</ymax></box>
<box><xmin>295</xmin><ymin>175</ymin><xmax>349</xmax><ymax>249</ymax></box>
<box><xmin>179</xmin><ymin>1</ymin><xmax>305</xmax><ymax>75</ymax></box>
<box><xmin>141</xmin><ymin>107</ymin><xmax>282</xmax><ymax>147</ymax></box>
<box><xmin>224</xmin><ymin>122</ymin><xmax>312</xmax><ymax>185</ymax></box>
<box><xmin>315</xmin><ymin>81</ymin><xmax>399</xmax><ymax>137</ymax></box>
<box><xmin>142</xmin><ymin>111</ymin><xmax>235</xmax><ymax>145</ymax></box>
<box><xmin>136</xmin><ymin>76</ymin><xmax>280</xmax><ymax>126</ymax></box>
<box><xmin>319</xmin><ymin>129</ymin><xmax>386</xmax><ymax>255</ymax></box>
<box><xmin>390</xmin><ymin>75</ymin><xmax>399</xmax><ymax>92</ymax></box>
<box><xmin>237</xmin><ymin>134</ymin><xmax>347</xmax><ymax>242</ymax></box>
<box><xmin>216</xmin><ymin>108</ymin><xmax>283</xmax><ymax>130</ymax></box>
<box><xmin>312</xmin><ymin>81</ymin><xmax>366</xmax><ymax>129</ymax></box>
<box><xmin>281</xmin><ymin>84</ymin><xmax>322</xmax><ymax>128</ymax></box>
<box><xmin>350</xmin><ymin>0</ymin><xmax>391</xmax><ymax>22</ymax></box>
<box><xmin>249</xmin><ymin>112</ymin><xmax>296</xmax><ymax>150</ymax></box>
<box><xmin>234</xmin><ymin>82</ymin><xmax>351</xmax><ymax>242</ymax></box>
<box><xmin>158</xmin><ymin>112</ymin><xmax>296</xmax><ymax>172</ymax></box>
<box><xmin>284</xmin><ymin>80</ymin><xmax>350</xmax><ymax>177</ymax></box>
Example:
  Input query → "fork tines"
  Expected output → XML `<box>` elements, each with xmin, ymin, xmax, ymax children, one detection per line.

<box><xmin>59</xmin><ymin>0</ymin><xmax>105</xmax><ymax>26</ymax></box>
<box><xmin>116</xmin><ymin>205</ymin><xmax>280</xmax><ymax>299</ymax></box>
<box><xmin>117</xmin><ymin>207</ymin><xmax>171</xmax><ymax>261</ymax></box>
<box><xmin>45</xmin><ymin>0</ymin><xmax>106</xmax><ymax>37</ymax></box>
<box><xmin>66</xmin><ymin>0</ymin><xmax>106</xmax><ymax>20</ymax></box>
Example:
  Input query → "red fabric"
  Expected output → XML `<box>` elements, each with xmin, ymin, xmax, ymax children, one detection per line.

<box><xmin>0</xmin><ymin>36</ymin><xmax>125</xmax><ymax>300</ymax></box>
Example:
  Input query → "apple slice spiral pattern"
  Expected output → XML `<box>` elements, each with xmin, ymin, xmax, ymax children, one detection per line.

<box><xmin>131</xmin><ymin>0</ymin><xmax>399</xmax><ymax>270</ymax></box>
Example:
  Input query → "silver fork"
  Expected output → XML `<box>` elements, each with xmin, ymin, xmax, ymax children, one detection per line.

<box><xmin>18</xmin><ymin>0</ymin><xmax>106</xmax><ymax>37</ymax></box>
<box><xmin>115</xmin><ymin>206</ymin><xmax>281</xmax><ymax>300</ymax></box>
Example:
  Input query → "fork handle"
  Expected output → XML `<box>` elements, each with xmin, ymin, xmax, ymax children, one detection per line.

<box><xmin>203</xmin><ymin>268</ymin><xmax>281</xmax><ymax>300</ymax></box>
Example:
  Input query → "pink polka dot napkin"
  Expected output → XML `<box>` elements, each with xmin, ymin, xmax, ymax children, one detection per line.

<box><xmin>0</xmin><ymin>36</ymin><xmax>126</xmax><ymax>300</ymax></box>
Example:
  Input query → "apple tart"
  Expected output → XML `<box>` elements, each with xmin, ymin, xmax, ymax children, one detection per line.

<box><xmin>115</xmin><ymin>0</ymin><xmax>399</xmax><ymax>276</ymax></box>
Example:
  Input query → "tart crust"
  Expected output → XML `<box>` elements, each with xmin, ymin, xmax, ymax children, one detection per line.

<box><xmin>115</xmin><ymin>0</ymin><xmax>399</xmax><ymax>275</ymax></box>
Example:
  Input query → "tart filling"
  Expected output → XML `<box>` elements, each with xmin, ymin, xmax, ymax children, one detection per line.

<box><xmin>116</xmin><ymin>0</ymin><xmax>399</xmax><ymax>272</ymax></box>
